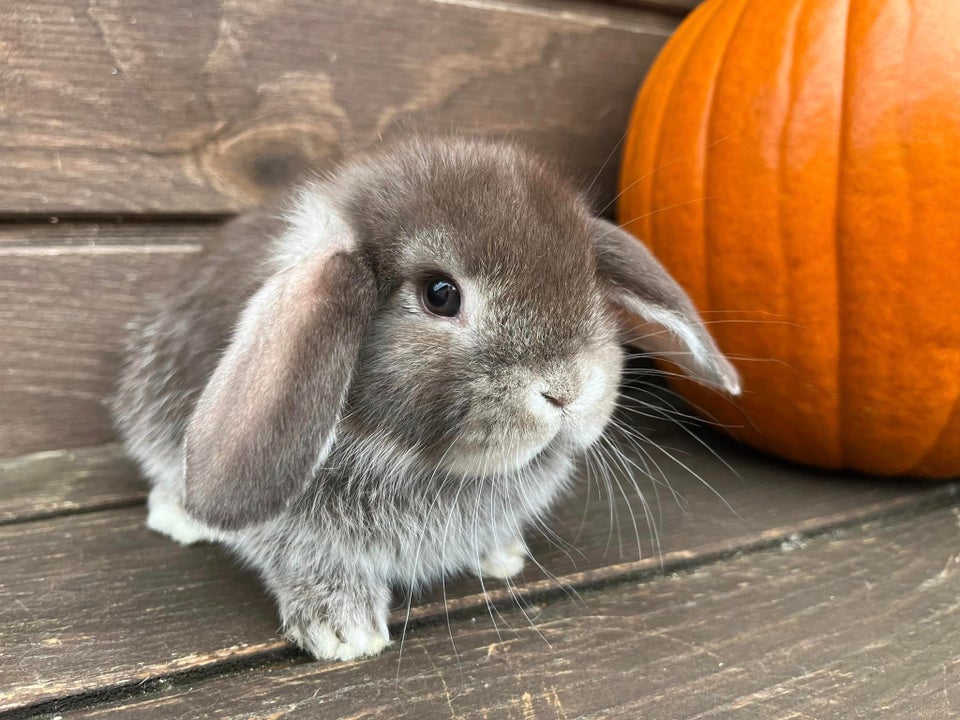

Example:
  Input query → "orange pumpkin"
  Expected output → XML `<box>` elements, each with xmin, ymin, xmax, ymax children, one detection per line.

<box><xmin>618</xmin><ymin>0</ymin><xmax>960</xmax><ymax>477</ymax></box>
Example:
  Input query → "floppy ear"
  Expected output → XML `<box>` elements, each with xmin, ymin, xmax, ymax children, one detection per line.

<box><xmin>183</xmin><ymin>235</ymin><xmax>377</xmax><ymax>530</ymax></box>
<box><xmin>591</xmin><ymin>218</ymin><xmax>741</xmax><ymax>395</ymax></box>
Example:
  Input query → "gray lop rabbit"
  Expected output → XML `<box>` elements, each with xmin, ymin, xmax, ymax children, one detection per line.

<box><xmin>112</xmin><ymin>136</ymin><xmax>740</xmax><ymax>661</ymax></box>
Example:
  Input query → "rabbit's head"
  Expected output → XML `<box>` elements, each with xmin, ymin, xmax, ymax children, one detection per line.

<box><xmin>184</xmin><ymin>137</ymin><xmax>739</xmax><ymax>529</ymax></box>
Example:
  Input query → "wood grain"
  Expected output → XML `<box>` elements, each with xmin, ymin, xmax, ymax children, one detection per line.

<box><xmin>0</xmin><ymin>235</ymin><xmax>207</xmax><ymax>456</ymax></box>
<box><xmin>0</xmin><ymin>0</ymin><xmax>676</xmax><ymax>215</ymax></box>
<box><xmin>0</xmin><ymin>221</ymin><xmax>221</xmax><ymax>246</ymax></box>
<box><xmin>588</xmin><ymin>0</ymin><xmax>701</xmax><ymax>15</ymax></box>
<box><xmin>1</xmin><ymin>423</ymin><xmax>954</xmax><ymax>713</ymax></box>
<box><xmin>73</xmin><ymin>506</ymin><xmax>960</xmax><ymax>720</ymax></box>
<box><xmin>0</xmin><ymin>444</ymin><xmax>143</xmax><ymax>524</ymax></box>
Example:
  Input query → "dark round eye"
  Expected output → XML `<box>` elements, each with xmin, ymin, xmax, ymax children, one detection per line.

<box><xmin>421</xmin><ymin>276</ymin><xmax>461</xmax><ymax>317</ymax></box>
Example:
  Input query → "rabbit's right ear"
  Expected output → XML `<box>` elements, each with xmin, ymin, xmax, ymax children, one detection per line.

<box><xmin>183</xmin><ymin>206</ymin><xmax>376</xmax><ymax>530</ymax></box>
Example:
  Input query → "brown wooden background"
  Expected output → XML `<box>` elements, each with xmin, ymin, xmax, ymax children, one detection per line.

<box><xmin>5</xmin><ymin>3</ymin><xmax>960</xmax><ymax>718</ymax></box>
<box><xmin>0</xmin><ymin>0</ymin><xmax>698</xmax><ymax>460</ymax></box>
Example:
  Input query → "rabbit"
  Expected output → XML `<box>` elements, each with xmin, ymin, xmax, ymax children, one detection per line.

<box><xmin>112</xmin><ymin>135</ymin><xmax>740</xmax><ymax>662</ymax></box>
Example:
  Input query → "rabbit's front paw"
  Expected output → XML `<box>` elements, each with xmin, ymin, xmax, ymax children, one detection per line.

<box><xmin>478</xmin><ymin>537</ymin><xmax>528</xmax><ymax>580</ymax></box>
<box><xmin>285</xmin><ymin>616</ymin><xmax>390</xmax><ymax>661</ymax></box>
<box><xmin>278</xmin><ymin>579</ymin><xmax>391</xmax><ymax>662</ymax></box>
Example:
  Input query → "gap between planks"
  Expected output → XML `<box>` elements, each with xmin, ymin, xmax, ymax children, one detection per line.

<box><xmin>424</xmin><ymin>0</ymin><xmax>679</xmax><ymax>35</ymax></box>
<box><xmin>3</xmin><ymin>386</ymin><xmax>955</xmax><ymax>713</ymax></box>
<box><xmin>4</xmin><ymin>478</ymin><xmax>958</xmax><ymax>719</ymax></box>
<box><xmin>68</xmin><ymin>505</ymin><xmax>960</xmax><ymax>720</ymax></box>
<box><xmin>0</xmin><ymin>215</ymin><xmax>231</xmax><ymax>226</ymax></box>
<box><xmin>0</xmin><ymin>245</ymin><xmax>204</xmax><ymax>256</ymax></box>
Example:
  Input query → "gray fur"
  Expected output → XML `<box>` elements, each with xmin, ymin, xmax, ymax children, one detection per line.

<box><xmin>112</xmin><ymin>135</ymin><xmax>739</xmax><ymax>661</ymax></box>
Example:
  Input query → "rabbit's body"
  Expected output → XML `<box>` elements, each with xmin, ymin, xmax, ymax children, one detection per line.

<box><xmin>114</xmin><ymin>136</ymin><xmax>739</xmax><ymax>661</ymax></box>
<box><xmin>115</xmin><ymin>213</ymin><xmax>278</xmax><ymax>506</ymax></box>
<box><xmin>142</xmin><ymin>428</ymin><xmax>570</xmax><ymax>659</ymax></box>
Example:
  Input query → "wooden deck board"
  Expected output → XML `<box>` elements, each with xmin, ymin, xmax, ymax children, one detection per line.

<box><xmin>0</xmin><ymin>0</ymin><xmax>688</xmax><ymax>457</ymax></box>
<box><xmin>72</xmin><ymin>506</ymin><xmax>960</xmax><ymax>720</ymax></box>
<box><xmin>0</xmin><ymin>423</ymin><xmax>954</xmax><ymax>713</ymax></box>
<box><xmin>586</xmin><ymin>0</ymin><xmax>701</xmax><ymax>14</ymax></box>
<box><xmin>0</xmin><ymin>240</ymin><xmax>205</xmax><ymax>456</ymax></box>
<box><xmin>0</xmin><ymin>221</ymin><xmax>221</xmax><ymax>247</ymax></box>
<box><xmin>0</xmin><ymin>0</ymin><xmax>676</xmax><ymax>215</ymax></box>
<box><xmin>0</xmin><ymin>444</ymin><xmax>142</xmax><ymax>525</ymax></box>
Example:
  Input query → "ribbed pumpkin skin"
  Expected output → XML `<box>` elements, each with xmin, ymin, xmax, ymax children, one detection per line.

<box><xmin>619</xmin><ymin>0</ymin><xmax>960</xmax><ymax>477</ymax></box>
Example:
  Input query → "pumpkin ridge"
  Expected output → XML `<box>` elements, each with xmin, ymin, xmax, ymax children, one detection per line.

<box><xmin>701</xmin><ymin>0</ymin><xmax>754</xmax><ymax>323</ymax></box>
<box><xmin>620</xmin><ymin>0</ymin><xmax>960</xmax><ymax>478</ymax></box>
<box><xmin>833</xmin><ymin>0</ymin><xmax>855</xmax><ymax>469</ymax></box>
<box><xmin>772</xmin><ymin>0</ymin><xmax>845</xmax><ymax>466</ymax></box>
<box><xmin>625</xmin><ymin>0</ymin><xmax>723</xmax><ymax>239</ymax></box>
<box><xmin>776</xmin><ymin>0</ymin><xmax>807</xmax><ymax>456</ymax></box>
<box><xmin>902</xmin><ymin>0</ymin><xmax>960</xmax><ymax>474</ymax></box>
<box><xmin>911</xmin><ymin>388</ymin><xmax>960</xmax><ymax>475</ymax></box>
<box><xmin>687</xmin><ymin>0</ymin><xmax>756</xmax><ymax>450</ymax></box>
<box><xmin>646</xmin><ymin>0</ymin><xmax>727</xmax><ymax>243</ymax></box>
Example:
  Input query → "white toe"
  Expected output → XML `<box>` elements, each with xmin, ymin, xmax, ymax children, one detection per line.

<box><xmin>146</xmin><ymin>489</ymin><xmax>219</xmax><ymax>545</ymax></box>
<box><xmin>289</xmin><ymin>620</ymin><xmax>391</xmax><ymax>661</ymax></box>
<box><xmin>479</xmin><ymin>539</ymin><xmax>528</xmax><ymax>580</ymax></box>
<box><xmin>304</xmin><ymin>621</ymin><xmax>343</xmax><ymax>659</ymax></box>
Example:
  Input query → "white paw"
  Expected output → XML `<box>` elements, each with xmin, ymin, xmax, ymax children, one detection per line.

<box><xmin>478</xmin><ymin>537</ymin><xmax>528</xmax><ymax>580</ymax></box>
<box><xmin>285</xmin><ymin>618</ymin><xmax>391</xmax><ymax>661</ymax></box>
<box><xmin>146</xmin><ymin>489</ymin><xmax>219</xmax><ymax>546</ymax></box>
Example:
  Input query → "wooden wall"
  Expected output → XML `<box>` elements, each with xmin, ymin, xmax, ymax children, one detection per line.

<box><xmin>0</xmin><ymin>0</ymin><xmax>698</xmax><ymax>457</ymax></box>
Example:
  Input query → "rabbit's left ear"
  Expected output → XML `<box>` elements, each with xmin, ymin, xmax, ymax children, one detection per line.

<box><xmin>591</xmin><ymin>218</ymin><xmax>741</xmax><ymax>395</ymax></box>
<box><xmin>184</xmin><ymin>218</ymin><xmax>377</xmax><ymax>530</ymax></box>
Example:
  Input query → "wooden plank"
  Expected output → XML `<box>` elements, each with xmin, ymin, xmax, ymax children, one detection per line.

<box><xmin>0</xmin><ymin>225</ymin><xmax>654</xmax><ymax>462</ymax></box>
<box><xmin>0</xmin><ymin>0</ymin><xmax>677</xmax><ymax>215</ymax></box>
<box><xmin>587</xmin><ymin>0</ymin><xmax>701</xmax><ymax>15</ymax></box>
<box><xmin>0</xmin><ymin>509</ymin><xmax>279</xmax><ymax>713</ymax></box>
<box><xmin>0</xmin><ymin>231</ymin><xmax>211</xmax><ymax>456</ymax></box>
<box><xmin>1</xmin><ymin>422</ymin><xmax>955</xmax><ymax>713</ymax></box>
<box><xmin>0</xmin><ymin>444</ymin><xmax>143</xmax><ymax>525</ymax></box>
<box><xmin>500</xmin><ymin>0</ymin><xmax>699</xmax><ymax>21</ymax></box>
<box><xmin>0</xmin><ymin>222</ymin><xmax>221</xmax><ymax>457</ymax></box>
<box><xmin>73</xmin><ymin>505</ymin><xmax>960</xmax><ymax>720</ymax></box>
<box><xmin>0</xmin><ymin>221</ymin><xmax>222</xmax><ymax>246</ymax></box>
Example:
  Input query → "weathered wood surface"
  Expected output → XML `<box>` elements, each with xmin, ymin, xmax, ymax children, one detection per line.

<box><xmin>74</xmin><ymin>506</ymin><xmax>960</xmax><ymax>720</ymax></box>
<box><xmin>0</xmin><ymin>0</ymin><xmax>676</xmax><ymax>215</ymax></box>
<box><xmin>0</xmin><ymin>233</ymin><xmax>205</xmax><ymax>456</ymax></box>
<box><xmin>588</xmin><ymin>0</ymin><xmax>701</xmax><ymax>14</ymax></box>
<box><xmin>0</xmin><ymin>0</ymin><xmax>683</xmax><ymax>456</ymax></box>
<box><xmin>0</xmin><ymin>444</ymin><xmax>142</xmax><ymax>524</ymax></box>
<box><xmin>0</xmin><ymin>221</ymin><xmax>221</xmax><ymax>246</ymax></box>
<box><xmin>1</xmin><ymin>423</ymin><xmax>953</xmax><ymax>713</ymax></box>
